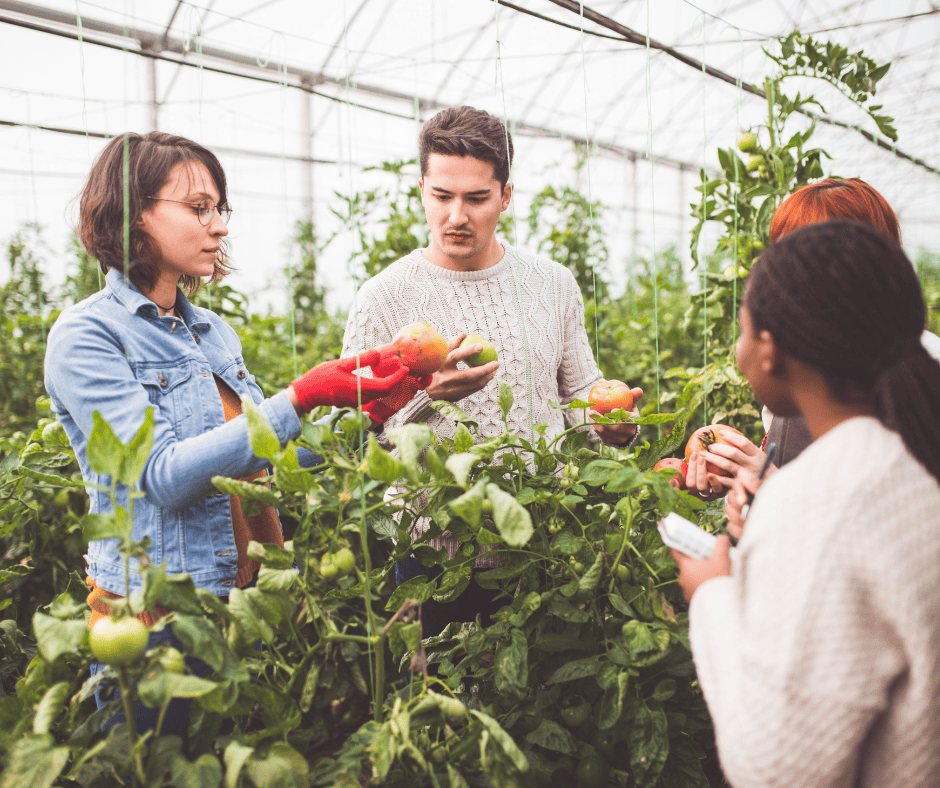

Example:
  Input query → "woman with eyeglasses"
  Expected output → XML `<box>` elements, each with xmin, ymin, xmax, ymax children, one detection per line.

<box><xmin>43</xmin><ymin>131</ymin><xmax>414</xmax><ymax>744</ymax></box>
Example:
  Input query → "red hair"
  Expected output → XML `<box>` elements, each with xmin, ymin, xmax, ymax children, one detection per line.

<box><xmin>769</xmin><ymin>178</ymin><xmax>900</xmax><ymax>245</ymax></box>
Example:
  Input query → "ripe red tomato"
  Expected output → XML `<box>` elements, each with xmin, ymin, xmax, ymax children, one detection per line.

<box><xmin>652</xmin><ymin>458</ymin><xmax>688</xmax><ymax>490</ymax></box>
<box><xmin>89</xmin><ymin>616</ymin><xmax>149</xmax><ymax>667</ymax></box>
<box><xmin>392</xmin><ymin>323</ymin><xmax>448</xmax><ymax>376</ymax></box>
<box><xmin>684</xmin><ymin>424</ymin><xmax>743</xmax><ymax>475</ymax></box>
<box><xmin>588</xmin><ymin>380</ymin><xmax>635</xmax><ymax>415</ymax></box>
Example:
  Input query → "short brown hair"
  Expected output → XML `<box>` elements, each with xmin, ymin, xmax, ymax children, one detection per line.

<box><xmin>77</xmin><ymin>131</ymin><xmax>231</xmax><ymax>295</ymax></box>
<box><xmin>419</xmin><ymin>106</ymin><xmax>513</xmax><ymax>188</ymax></box>
<box><xmin>770</xmin><ymin>178</ymin><xmax>900</xmax><ymax>245</ymax></box>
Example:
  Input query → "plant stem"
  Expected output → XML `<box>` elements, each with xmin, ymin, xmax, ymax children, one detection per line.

<box><xmin>117</xmin><ymin>665</ymin><xmax>147</xmax><ymax>787</ymax></box>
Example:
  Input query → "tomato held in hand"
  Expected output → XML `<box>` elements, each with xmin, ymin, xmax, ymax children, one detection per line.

<box><xmin>588</xmin><ymin>380</ymin><xmax>635</xmax><ymax>415</ymax></box>
<box><xmin>89</xmin><ymin>616</ymin><xmax>149</xmax><ymax>667</ymax></box>
<box><xmin>684</xmin><ymin>424</ymin><xmax>744</xmax><ymax>475</ymax></box>
<box><xmin>653</xmin><ymin>458</ymin><xmax>688</xmax><ymax>490</ymax></box>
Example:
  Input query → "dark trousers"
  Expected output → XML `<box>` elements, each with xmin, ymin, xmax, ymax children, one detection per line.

<box><xmin>394</xmin><ymin>557</ymin><xmax>503</xmax><ymax>639</ymax></box>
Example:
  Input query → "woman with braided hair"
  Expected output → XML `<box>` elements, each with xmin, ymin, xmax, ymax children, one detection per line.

<box><xmin>672</xmin><ymin>220</ymin><xmax>940</xmax><ymax>787</ymax></box>
<box><xmin>686</xmin><ymin>177</ymin><xmax>940</xmax><ymax>514</ymax></box>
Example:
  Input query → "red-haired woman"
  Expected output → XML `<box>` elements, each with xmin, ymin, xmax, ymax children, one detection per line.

<box><xmin>686</xmin><ymin>178</ymin><xmax>940</xmax><ymax>525</ymax></box>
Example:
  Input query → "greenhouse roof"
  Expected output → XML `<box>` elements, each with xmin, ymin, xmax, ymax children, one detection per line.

<box><xmin>2</xmin><ymin>0</ymin><xmax>939</xmax><ymax>305</ymax></box>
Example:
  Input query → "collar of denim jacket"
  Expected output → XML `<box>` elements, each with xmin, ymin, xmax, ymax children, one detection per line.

<box><xmin>105</xmin><ymin>268</ymin><xmax>211</xmax><ymax>331</ymax></box>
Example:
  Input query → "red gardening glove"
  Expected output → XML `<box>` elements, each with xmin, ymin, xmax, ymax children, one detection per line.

<box><xmin>361</xmin><ymin>348</ymin><xmax>433</xmax><ymax>424</ymax></box>
<box><xmin>291</xmin><ymin>349</ymin><xmax>409</xmax><ymax>412</ymax></box>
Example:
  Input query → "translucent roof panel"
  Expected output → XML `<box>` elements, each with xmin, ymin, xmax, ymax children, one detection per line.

<box><xmin>2</xmin><ymin>0</ymin><xmax>939</xmax><ymax>308</ymax></box>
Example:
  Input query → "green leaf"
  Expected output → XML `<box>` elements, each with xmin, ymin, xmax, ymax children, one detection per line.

<box><xmin>32</xmin><ymin>682</ymin><xmax>69</xmax><ymax>735</ymax></box>
<box><xmin>429</xmin><ymin>400</ymin><xmax>477</xmax><ymax>426</ymax></box>
<box><xmin>546</xmin><ymin>655</ymin><xmax>599</xmax><ymax>684</ymax></box>
<box><xmin>242</xmin><ymin>396</ymin><xmax>281</xmax><ymax>460</ymax></box>
<box><xmin>365</xmin><ymin>433</ymin><xmax>405</xmax><ymax>482</ymax></box>
<box><xmin>627</xmin><ymin>699</ymin><xmax>670</xmax><ymax>786</ymax></box>
<box><xmin>246</xmin><ymin>541</ymin><xmax>294</xmax><ymax>570</ymax></box>
<box><xmin>223</xmin><ymin>741</ymin><xmax>255</xmax><ymax>788</ymax></box>
<box><xmin>524</xmin><ymin>719</ymin><xmax>577</xmax><ymax>755</ymax></box>
<box><xmin>138</xmin><ymin>673</ymin><xmax>218</xmax><ymax>708</ymax></box>
<box><xmin>620</xmin><ymin>620</ymin><xmax>670</xmax><ymax>667</ymax></box>
<box><xmin>579</xmin><ymin>460</ymin><xmax>624</xmax><ymax>486</ymax></box>
<box><xmin>80</xmin><ymin>512</ymin><xmax>127</xmax><ymax>542</ymax></box>
<box><xmin>386</xmin><ymin>423</ymin><xmax>433</xmax><ymax>479</ymax></box>
<box><xmin>387</xmin><ymin>620</ymin><xmax>423</xmax><ymax>663</ymax></box>
<box><xmin>448</xmin><ymin>479</ymin><xmax>486</xmax><ymax>527</ymax></box>
<box><xmin>598</xmin><ymin>671</ymin><xmax>630</xmax><ymax>729</ymax></box>
<box><xmin>384</xmin><ymin>575</ymin><xmax>434</xmax><ymax>612</ymax></box>
<box><xmin>453</xmin><ymin>422</ymin><xmax>475</xmax><ymax>452</ymax></box>
<box><xmin>469</xmin><ymin>709</ymin><xmax>530</xmax><ymax>772</ymax></box>
<box><xmin>32</xmin><ymin>612</ymin><xmax>86</xmax><ymax>663</ymax></box>
<box><xmin>0</xmin><ymin>734</ymin><xmax>69</xmax><ymax>788</ymax></box>
<box><xmin>87</xmin><ymin>408</ymin><xmax>155</xmax><ymax>487</ymax></box>
<box><xmin>497</xmin><ymin>380</ymin><xmax>514</xmax><ymax>418</ymax></box>
<box><xmin>578</xmin><ymin>552</ymin><xmax>604</xmax><ymax>593</ymax></box>
<box><xmin>433</xmin><ymin>565</ymin><xmax>472</xmax><ymax>603</ymax></box>
<box><xmin>494</xmin><ymin>629</ymin><xmax>528</xmax><ymax>695</ymax></box>
<box><xmin>445</xmin><ymin>452</ymin><xmax>479</xmax><ymax>489</ymax></box>
<box><xmin>486</xmin><ymin>483</ymin><xmax>533</xmax><ymax>547</ymax></box>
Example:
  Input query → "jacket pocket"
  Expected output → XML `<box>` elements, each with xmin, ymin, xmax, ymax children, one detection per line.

<box><xmin>136</xmin><ymin>359</ymin><xmax>196</xmax><ymax>435</ymax></box>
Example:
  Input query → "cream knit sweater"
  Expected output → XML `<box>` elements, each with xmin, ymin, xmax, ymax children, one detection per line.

<box><xmin>342</xmin><ymin>245</ymin><xmax>603</xmax><ymax>565</ymax></box>
<box><xmin>689</xmin><ymin>417</ymin><xmax>940</xmax><ymax>787</ymax></box>
<box><xmin>341</xmin><ymin>245</ymin><xmax>602</xmax><ymax>444</ymax></box>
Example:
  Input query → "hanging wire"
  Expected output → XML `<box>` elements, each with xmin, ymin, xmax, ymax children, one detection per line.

<box><xmin>73</xmin><ymin>1</ymin><xmax>101</xmax><ymax>291</ymax></box>
<box><xmin>731</xmin><ymin>27</ymin><xmax>743</xmax><ymax>347</ymax></box>
<box><xmin>644</xmin><ymin>0</ymin><xmax>661</xmax><ymax>429</ymax></box>
<box><xmin>494</xmin><ymin>0</ymin><xmax>536</xmax><ymax>444</ymax></box>
<box><xmin>699</xmin><ymin>10</ymin><xmax>708</xmax><ymax>426</ymax></box>
<box><xmin>576</xmin><ymin>2</ymin><xmax>602</xmax><ymax>372</ymax></box>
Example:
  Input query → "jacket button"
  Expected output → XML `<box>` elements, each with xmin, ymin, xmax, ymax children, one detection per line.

<box><xmin>193</xmin><ymin>334</ymin><xmax>200</xmax><ymax>344</ymax></box>
<box><xmin>200</xmin><ymin>370</ymin><xmax>208</xmax><ymax>377</ymax></box>
<box><xmin>237</xmin><ymin>370</ymin><xmax>246</xmax><ymax>379</ymax></box>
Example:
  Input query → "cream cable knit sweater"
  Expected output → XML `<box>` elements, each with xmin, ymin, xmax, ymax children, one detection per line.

<box><xmin>689</xmin><ymin>417</ymin><xmax>940</xmax><ymax>787</ymax></box>
<box><xmin>342</xmin><ymin>245</ymin><xmax>602</xmax><ymax>444</ymax></box>
<box><xmin>342</xmin><ymin>245</ymin><xmax>604</xmax><ymax>565</ymax></box>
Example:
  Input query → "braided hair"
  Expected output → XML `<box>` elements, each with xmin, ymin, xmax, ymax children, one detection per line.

<box><xmin>746</xmin><ymin>220</ymin><xmax>940</xmax><ymax>485</ymax></box>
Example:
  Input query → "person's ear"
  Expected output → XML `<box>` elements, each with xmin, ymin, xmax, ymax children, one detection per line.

<box><xmin>758</xmin><ymin>329</ymin><xmax>785</xmax><ymax>374</ymax></box>
<box><xmin>500</xmin><ymin>183</ymin><xmax>512</xmax><ymax>211</ymax></box>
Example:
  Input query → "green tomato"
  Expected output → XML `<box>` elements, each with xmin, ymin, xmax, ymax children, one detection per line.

<box><xmin>575</xmin><ymin>753</ymin><xmax>610</xmax><ymax>788</ymax></box>
<box><xmin>332</xmin><ymin>547</ymin><xmax>356</xmax><ymax>577</ymax></box>
<box><xmin>319</xmin><ymin>554</ymin><xmax>339</xmax><ymax>581</ymax></box>
<box><xmin>559</xmin><ymin>696</ymin><xmax>591</xmax><ymax>728</ymax></box>
<box><xmin>737</xmin><ymin>132</ymin><xmax>758</xmax><ymax>152</ymax></box>
<box><xmin>481</xmin><ymin>499</ymin><xmax>494</xmax><ymax>516</ymax></box>
<box><xmin>157</xmin><ymin>646</ymin><xmax>185</xmax><ymax>674</ymax></box>
<box><xmin>616</xmin><ymin>564</ymin><xmax>631</xmax><ymax>584</ymax></box>
<box><xmin>89</xmin><ymin>616</ymin><xmax>149</xmax><ymax>666</ymax></box>
<box><xmin>590</xmin><ymin>727</ymin><xmax>619</xmax><ymax>760</ymax></box>
<box><xmin>570</xmin><ymin>560</ymin><xmax>585</xmax><ymax>574</ymax></box>
<box><xmin>746</xmin><ymin>153</ymin><xmax>763</xmax><ymax>172</ymax></box>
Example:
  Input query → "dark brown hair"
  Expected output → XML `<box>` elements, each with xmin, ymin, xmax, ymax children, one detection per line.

<box><xmin>77</xmin><ymin>131</ymin><xmax>231</xmax><ymax>295</ymax></box>
<box><xmin>770</xmin><ymin>177</ymin><xmax>900</xmax><ymax>245</ymax></box>
<box><xmin>419</xmin><ymin>106</ymin><xmax>513</xmax><ymax>189</ymax></box>
<box><xmin>747</xmin><ymin>220</ymin><xmax>940</xmax><ymax>484</ymax></box>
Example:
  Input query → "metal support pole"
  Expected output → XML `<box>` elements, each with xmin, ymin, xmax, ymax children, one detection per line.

<box><xmin>142</xmin><ymin>44</ymin><xmax>159</xmax><ymax>131</ymax></box>
<box><xmin>300</xmin><ymin>78</ymin><xmax>313</xmax><ymax>223</ymax></box>
<box><xmin>631</xmin><ymin>155</ymin><xmax>638</xmax><ymax>258</ymax></box>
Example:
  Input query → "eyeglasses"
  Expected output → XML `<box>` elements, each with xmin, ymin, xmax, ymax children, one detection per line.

<box><xmin>145</xmin><ymin>196</ymin><xmax>233</xmax><ymax>226</ymax></box>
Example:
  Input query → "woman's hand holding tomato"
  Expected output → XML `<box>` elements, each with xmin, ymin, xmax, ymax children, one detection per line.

<box><xmin>590</xmin><ymin>384</ymin><xmax>644</xmax><ymax>446</ymax></box>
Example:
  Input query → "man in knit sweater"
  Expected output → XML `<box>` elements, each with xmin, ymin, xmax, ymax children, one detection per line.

<box><xmin>342</xmin><ymin>106</ymin><xmax>641</xmax><ymax>636</ymax></box>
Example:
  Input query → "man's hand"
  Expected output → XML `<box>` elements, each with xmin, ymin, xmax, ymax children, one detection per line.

<box><xmin>591</xmin><ymin>387</ymin><xmax>643</xmax><ymax>446</ymax></box>
<box><xmin>671</xmin><ymin>535</ymin><xmax>732</xmax><ymax>602</ymax></box>
<box><xmin>724</xmin><ymin>468</ymin><xmax>762</xmax><ymax>539</ymax></box>
<box><xmin>424</xmin><ymin>333</ymin><xmax>499</xmax><ymax>403</ymax></box>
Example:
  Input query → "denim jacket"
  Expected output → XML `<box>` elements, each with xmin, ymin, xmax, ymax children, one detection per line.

<box><xmin>45</xmin><ymin>269</ymin><xmax>306</xmax><ymax>596</ymax></box>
